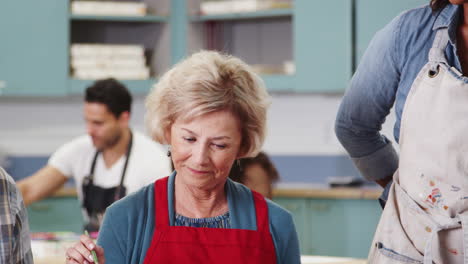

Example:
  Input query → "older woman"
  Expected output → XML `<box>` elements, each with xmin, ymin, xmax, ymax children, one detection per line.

<box><xmin>65</xmin><ymin>50</ymin><xmax>300</xmax><ymax>264</ymax></box>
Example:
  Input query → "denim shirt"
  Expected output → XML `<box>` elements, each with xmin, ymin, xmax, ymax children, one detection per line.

<box><xmin>335</xmin><ymin>4</ymin><xmax>462</xmax><ymax>184</ymax></box>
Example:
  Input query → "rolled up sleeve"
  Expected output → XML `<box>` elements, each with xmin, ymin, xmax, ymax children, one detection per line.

<box><xmin>335</xmin><ymin>12</ymin><xmax>404</xmax><ymax>181</ymax></box>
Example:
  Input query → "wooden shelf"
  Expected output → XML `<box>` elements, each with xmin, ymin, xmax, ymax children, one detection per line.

<box><xmin>69</xmin><ymin>78</ymin><xmax>157</xmax><ymax>95</ymax></box>
<box><xmin>70</xmin><ymin>14</ymin><xmax>168</xmax><ymax>23</ymax></box>
<box><xmin>190</xmin><ymin>8</ymin><xmax>292</xmax><ymax>22</ymax></box>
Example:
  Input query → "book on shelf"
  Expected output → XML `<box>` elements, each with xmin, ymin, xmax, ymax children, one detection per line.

<box><xmin>71</xmin><ymin>43</ymin><xmax>150</xmax><ymax>80</ymax></box>
<box><xmin>71</xmin><ymin>1</ymin><xmax>147</xmax><ymax>16</ymax></box>
<box><xmin>200</xmin><ymin>0</ymin><xmax>292</xmax><ymax>15</ymax></box>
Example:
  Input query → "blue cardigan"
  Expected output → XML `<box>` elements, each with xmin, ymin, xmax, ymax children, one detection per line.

<box><xmin>97</xmin><ymin>173</ymin><xmax>301</xmax><ymax>264</ymax></box>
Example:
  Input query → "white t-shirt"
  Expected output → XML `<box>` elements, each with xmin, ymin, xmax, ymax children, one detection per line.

<box><xmin>49</xmin><ymin>131</ymin><xmax>171</xmax><ymax>208</ymax></box>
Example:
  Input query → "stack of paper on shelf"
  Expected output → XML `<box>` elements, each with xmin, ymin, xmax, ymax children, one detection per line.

<box><xmin>250</xmin><ymin>61</ymin><xmax>295</xmax><ymax>75</ymax></box>
<box><xmin>71</xmin><ymin>1</ymin><xmax>147</xmax><ymax>16</ymax></box>
<box><xmin>200</xmin><ymin>0</ymin><xmax>292</xmax><ymax>15</ymax></box>
<box><xmin>71</xmin><ymin>44</ymin><xmax>150</xmax><ymax>80</ymax></box>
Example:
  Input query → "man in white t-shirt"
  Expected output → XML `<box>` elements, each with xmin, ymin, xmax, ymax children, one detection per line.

<box><xmin>18</xmin><ymin>78</ymin><xmax>171</xmax><ymax>231</ymax></box>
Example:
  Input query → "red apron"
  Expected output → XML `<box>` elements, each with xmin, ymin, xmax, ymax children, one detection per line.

<box><xmin>143</xmin><ymin>177</ymin><xmax>278</xmax><ymax>264</ymax></box>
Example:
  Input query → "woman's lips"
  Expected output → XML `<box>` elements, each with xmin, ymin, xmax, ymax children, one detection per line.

<box><xmin>188</xmin><ymin>167</ymin><xmax>210</xmax><ymax>174</ymax></box>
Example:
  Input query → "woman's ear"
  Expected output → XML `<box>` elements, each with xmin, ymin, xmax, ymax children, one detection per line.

<box><xmin>236</xmin><ymin>148</ymin><xmax>249</xmax><ymax>159</ymax></box>
<box><xmin>164</xmin><ymin>127</ymin><xmax>172</xmax><ymax>145</ymax></box>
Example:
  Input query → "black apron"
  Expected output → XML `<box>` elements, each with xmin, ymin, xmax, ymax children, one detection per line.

<box><xmin>81</xmin><ymin>131</ymin><xmax>132</xmax><ymax>232</ymax></box>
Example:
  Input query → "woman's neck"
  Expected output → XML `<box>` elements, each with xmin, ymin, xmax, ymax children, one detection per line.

<box><xmin>174</xmin><ymin>177</ymin><xmax>228</xmax><ymax>219</ymax></box>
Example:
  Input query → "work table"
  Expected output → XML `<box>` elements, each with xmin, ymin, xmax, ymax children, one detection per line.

<box><xmin>52</xmin><ymin>185</ymin><xmax>382</xmax><ymax>200</ymax></box>
<box><xmin>273</xmin><ymin>185</ymin><xmax>381</xmax><ymax>200</ymax></box>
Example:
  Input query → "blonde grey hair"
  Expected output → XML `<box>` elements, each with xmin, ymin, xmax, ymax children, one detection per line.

<box><xmin>145</xmin><ymin>50</ymin><xmax>270</xmax><ymax>157</ymax></box>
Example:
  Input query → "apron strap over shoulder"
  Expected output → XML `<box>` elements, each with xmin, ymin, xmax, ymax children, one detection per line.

<box><xmin>155</xmin><ymin>177</ymin><xmax>170</xmax><ymax>229</ymax></box>
<box><xmin>428</xmin><ymin>28</ymin><xmax>449</xmax><ymax>69</ymax></box>
<box><xmin>251</xmin><ymin>191</ymin><xmax>270</xmax><ymax>233</ymax></box>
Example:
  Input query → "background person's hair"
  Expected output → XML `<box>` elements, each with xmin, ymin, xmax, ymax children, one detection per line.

<box><xmin>145</xmin><ymin>50</ymin><xmax>270</xmax><ymax>157</ymax></box>
<box><xmin>85</xmin><ymin>78</ymin><xmax>132</xmax><ymax>118</ymax></box>
<box><xmin>229</xmin><ymin>151</ymin><xmax>280</xmax><ymax>184</ymax></box>
<box><xmin>430</xmin><ymin>0</ymin><xmax>449</xmax><ymax>11</ymax></box>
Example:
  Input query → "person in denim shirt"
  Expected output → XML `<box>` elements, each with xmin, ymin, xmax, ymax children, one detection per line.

<box><xmin>336</xmin><ymin>1</ymin><xmax>468</xmax><ymax>263</ymax></box>
<box><xmin>336</xmin><ymin>1</ymin><xmax>466</xmax><ymax>202</ymax></box>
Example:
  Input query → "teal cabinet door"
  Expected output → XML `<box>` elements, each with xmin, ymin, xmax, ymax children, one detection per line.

<box><xmin>306</xmin><ymin>199</ymin><xmax>381</xmax><ymax>258</ymax></box>
<box><xmin>355</xmin><ymin>0</ymin><xmax>428</xmax><ymax>64</ymax></box>
<box><xmin>339</xmin><ymin>199</ymin><xmax>381</xmax><ymax>258</ymax></box>
<box><xmin>0</xmin><ymin>0</ymin><xmax>68</xmax><ymax>96</ymax></box>
<box><xmin>306</xmin><ymin>199</ymin><xmax>348</xmax><ymax>255</ymax></box>
<box><xmin>295</xmin><ymin>0</ymin><xmax>352</xmax><ymax>92</ymax></box>
<box><xmin>274</xmin><ymin>197</ymin><xmax>382</xmax><ymax>258</ymax></box>
<box><xmin>27</xmin><ymin>197</ymin><xmax>84</xmax><ymax>233</ymax></box>
<box><xmin>273</xmin><ymin>197</ymin><xmax>308</xmax><ymax>254</ymax></box>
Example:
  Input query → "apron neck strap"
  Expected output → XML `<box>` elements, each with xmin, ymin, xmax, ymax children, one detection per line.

<box><xmin>154</xmin><ymin>177</ymin><xmax>271</xmax><ymax>232</ymax></box>
<box><xmin>428</xmin><ymin>28</ymin><xmax>450</xmax><ymax>68</ymax></box>
<box><xmin>87</xmin><ymin>130</ymin><xmax>133</xmax><ymax>195</ymax></box>
<box><xmin>251</xmin><ymin>191</ymin><xmax>270</xmax><ymax>233</ymax></box>
<box><xmin>155</xmin><ymin>177</ymin><xmax>170</xmax><ymax>228</ymax></box>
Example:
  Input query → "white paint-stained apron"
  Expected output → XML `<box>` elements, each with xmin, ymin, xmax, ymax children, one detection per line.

<box><xmin>368</xmin><ymin>28</ymin><xmax>468</xmax><ymax>264</ymax></box>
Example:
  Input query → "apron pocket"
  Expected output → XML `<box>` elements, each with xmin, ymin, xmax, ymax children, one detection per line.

<box><xmin>376</xmin><ymin>242</ymin><xmax>422</xmax><ymax>263</ymax></box>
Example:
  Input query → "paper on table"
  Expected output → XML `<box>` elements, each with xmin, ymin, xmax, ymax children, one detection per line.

<box><xmin>301</xmin><ymin>255</ymin><xmax>367</xmax><ymax>264</ymax></box>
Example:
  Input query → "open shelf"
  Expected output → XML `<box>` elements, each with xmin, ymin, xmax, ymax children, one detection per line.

<box><xmin>69</xmin><ymin>78</ymin><xmax>157</xmax><ymax>95</ymax></box>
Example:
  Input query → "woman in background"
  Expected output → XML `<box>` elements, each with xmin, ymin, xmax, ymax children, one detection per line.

<box><xmin>229</xmin><ymin>151</ymin><xmax>279</xmax><ymax>199</ymax></box>
<box><xmin>65</xmin><ymin>50</ymin><xmax>300</xmax><ymax>264</ymax></box>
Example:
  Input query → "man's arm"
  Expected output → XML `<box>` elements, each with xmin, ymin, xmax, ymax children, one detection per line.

<box><xmin>17</xmin><ymin>165</ymin><xmax>68</xmax><ymax>206</ymax></box>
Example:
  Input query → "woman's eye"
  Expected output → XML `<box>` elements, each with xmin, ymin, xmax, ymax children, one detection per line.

<box><xmin>213</xmin><ymin>143</ymin><xmax>226</xmax><ymax>149</ymax></box>
<box><xmin>183</xmin><ymin>137</ymin><xmax>195</xmax><ymax>142</ymax></box>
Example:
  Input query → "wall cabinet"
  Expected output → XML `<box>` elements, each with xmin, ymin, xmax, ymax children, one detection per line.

<box><xmin>0</xmin><ymin>0</ymin><xmax>68</xmax><ymax>96</ymax></box>
<box><xmin>0</xmin><ymin>0</ymin><xmax>429</xmax><ymax>96</ymax></box>
<box><xmin>295</xmin><ymin>0</ymin><xmax>352</xmax><ymax>92</ymax></box>
<box><xmin>355</xmin><ymin>0</ymin><xmax>427</xmax><ymax>63</ymax></box>
<box><xmin>68</xmin><ymin>0</ymin><xmax>171</xmax><ymax>94</ymax></box>
<box><xmin>188</xmin><ymin>1</ymin><xmax>295</xmax><ymax>91</ymax></box>
<box><xmin>273</xmin><ymin>197</ymin><xmax>382</xmax><ymax>259</ymax></box>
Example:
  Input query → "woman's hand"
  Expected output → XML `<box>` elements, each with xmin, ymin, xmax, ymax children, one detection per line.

<box><xmin>65</xmin><ymin>234</ymin><xmax>105</xmax><ymax>264</ymax></box>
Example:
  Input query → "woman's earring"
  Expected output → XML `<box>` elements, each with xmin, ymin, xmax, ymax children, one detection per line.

<box><xmin>237</xmin><ymin>159</ymin><xmax>242</xmax><ymax>172</ymax></box>
<box><xmin>167</xmin><ymin>146</ymin><xmax>171</xmax><ymax>157</ymax></box>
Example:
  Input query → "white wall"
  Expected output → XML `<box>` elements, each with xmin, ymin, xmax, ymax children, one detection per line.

<box><xmin>0</xmin><ymin>94</ymin><xmax>396</xmax><ymax>157</ymax></box>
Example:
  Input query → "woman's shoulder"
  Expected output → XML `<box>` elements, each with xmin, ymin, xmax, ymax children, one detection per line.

<box><xmin>265</xmin><ymin>199</ymin><xmax>294</xmax><ymax>226</ymax></box>
<box><xmin>377</xmin><ymin>4</ymin><xmax>435</xmax><ymax>45</ymax></box>
<box><xmin>106</xmin><ymin>183</ymin><xmax>155</xmax><ymax>219</ymax></box>
<box><xmin>396</xmin><ymin>4</ymin><xmax>436</xmax><ymax>34</ymax></box>
<box><xmin>227</xmin><ymin>179</ymin><xmax>293</xmax><ymax>224</ymax></box>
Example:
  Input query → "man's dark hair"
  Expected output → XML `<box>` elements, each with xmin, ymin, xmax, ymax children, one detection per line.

<box><xmin>85</xmin><ymin>78</ymin><xmax>132</xmax><ymax>118</ymax></box>
<box><xmin>430</xmin><ymin>0</ymin><xmax>449</xmax><ymax>11</ymax></box>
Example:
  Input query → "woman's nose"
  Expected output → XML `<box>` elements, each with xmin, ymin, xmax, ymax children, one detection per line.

<box><xmin>193</xmin><ymin>144</ymin><xmax>209</xmax><ymax>165</ymax></box>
